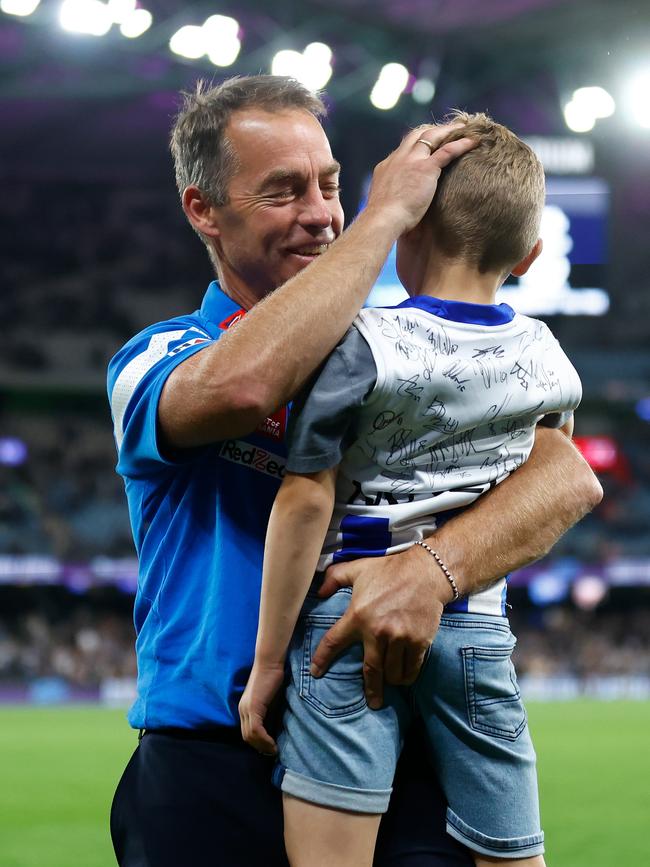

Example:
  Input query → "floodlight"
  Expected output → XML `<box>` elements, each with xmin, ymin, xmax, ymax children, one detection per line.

<box><xmin>1</xmin><ymin>0</ymin><xmax>40</xmax><ymax>15</ymax></box>
<box><xmin>271</xmin><ymin>43</ymin><xmax>332</xmax><ymax>91</ymax></box>
<box><xmin>120</xmin><ymin>7</ymin><xmax>151</xmax><ymax>39</ymax></box>
<box><xmin>572</xmin><ymin>86</ymin><xmax>615</xmax><ymax>119</ymax></box>
<box><xmin>370</xmin><ymin>62</ymin><xmax>409</xmax><ymax>110</ymax></box>
<box><xmin>204</xmin><ymin>15</ymin><xmax>241</xmax><ymax>67</ymax></box>
<box><xmin>271</xmin><ymin>49</ymin><xmax>303</xmax><ymax>78</ymax></box>
<box><xmin>59</xmin><ymin>0</ymin><xmax>112</xmax><ymax>36</ymax></box>
<box><xmin>169</xmin><ymin>24</ymin><xmax>206</xmax><ymax>60</ymax></box>
<box><xmin>624</xmin><ymin>70</ymin><xmax>650</xmax><ymax>129</ymax></box>
<box><xmin>304</xmin><ymin>41</ymin><xmax>332</xmax><ymax>65</ymax></box>
<box><xmin>412</xmin><ymin>77</ymin><xmax>435</xmax><ymax>104</ymax></box>
<box><xmin>203</xmin><ymin>14</ymin><xmax>239</xmax><ymax>40</ymax></box>
<box><xmin>563</xmin><ymin>99</ymin><xmax>595</xmax><ymax>133</ymax></box>
<box><xmin>107</xmin><ymin>0</ymin><xmax>134</xmax><ymax>24</ymax></box>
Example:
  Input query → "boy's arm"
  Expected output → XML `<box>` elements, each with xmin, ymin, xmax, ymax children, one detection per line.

<box><xmin>311</xmin><ymin>425</ymin><xmax>602</xmax><ymax>708</ymax></box>
<box><xmin>239</xmin><ymin>467</ymin><xmax>337</xmax><ymax>752</ymax></box>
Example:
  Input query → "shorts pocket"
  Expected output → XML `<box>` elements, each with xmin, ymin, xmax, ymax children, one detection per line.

<box><xmin>299</xmin><ymin>615</ymin><xmax>366</xmax><ymax>719</ymax></box>
<box><xmin>462</xmin><ymin>643</ymin><xmax>527</xmax><ymax>741</ymax></box>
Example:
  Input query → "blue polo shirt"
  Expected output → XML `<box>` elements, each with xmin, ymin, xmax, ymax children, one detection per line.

<box><xmin>107</xmin><ymin>282</ymin><xmax>287</xmax><ymax>728</ymax></box>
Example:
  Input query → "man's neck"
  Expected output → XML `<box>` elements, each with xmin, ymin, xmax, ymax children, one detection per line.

<box><xmin>216</xmin><ymin>276</ymin><xmax>267</xmax><ymax>312</ymax></box>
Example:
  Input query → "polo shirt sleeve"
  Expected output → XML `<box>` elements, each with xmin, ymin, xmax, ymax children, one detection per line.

<box><xmin>287</xmin><ymin>325</ymin><xmax>377</xmax><ymax>474</ymax></box>
<box><xmin>107</xmin><ymin>321</ymin><xmax>214</xmax><ymax>478</ymax></box>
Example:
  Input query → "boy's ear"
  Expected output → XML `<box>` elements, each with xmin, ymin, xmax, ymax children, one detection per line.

<box><xmin>511</xmin><ymin>238</ymin><xmax>543</xmax><ymax>277</ymax></box>
<box><xmin>182</xmin><ymin>186</ymin><xmax>221</xmax><ymax>240</ymax></box>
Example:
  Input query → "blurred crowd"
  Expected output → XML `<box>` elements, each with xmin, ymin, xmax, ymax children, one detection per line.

<box><xmin>0</xmin><ymin>588</ymin><xmax>647</xmax><ymax>692</ymax></box>
<box><xmin>0</xmin><ymin>413</ymin><xmax>134</xmax><ymax>559</ymax></box>
<box><xmin>0</xmin><ymin>591</ymin><xmax>136</xmax><ymax>690</ymax></box>
<box><xmin>0</xmin><ymin>181</ymin><xmax>210</xmax><ymax>383</ymax></box>
<box><xmin>509</xmin><ymin>603</ymin><xmax>650</xmax><ymax>679</ymax></box>
<box><xmin>1</xmin><ymin>409</ymin><xmax>650</xmax><ymax>562</ymax></box>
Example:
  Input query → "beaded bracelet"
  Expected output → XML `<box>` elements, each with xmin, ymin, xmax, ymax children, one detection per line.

<box><xmin>414</xmin><ymin>540</ymin><xmax>460</xmax><ymax>601</ymax></box>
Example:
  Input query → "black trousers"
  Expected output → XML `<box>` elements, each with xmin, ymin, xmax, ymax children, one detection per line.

<box><xmin>110</xmin><ymin>724</ymin><xmax>473</xmax><ymax>866</ymax></box>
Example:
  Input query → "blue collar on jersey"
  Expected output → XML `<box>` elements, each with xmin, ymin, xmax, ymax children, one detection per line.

<box><xmin>200</xmin><ymin>280</ymin><xmax>242</xmax><ymax>324</ymax></box>
<box><xmin>393</xmin><ymin>294</ymin><xmax>515</xmax><ymax>326</ymax></box>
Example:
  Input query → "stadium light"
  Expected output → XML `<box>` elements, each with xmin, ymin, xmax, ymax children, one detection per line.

<box><xmin>370</xmin><ymin>63</ymin><xmax>409</xmax><ymax>110</ymax></box>
<box><xmin>1</xmin><ymin>0</ymin><xmax>40</xmax><ymax>15</ymax></box>
<box><xmin>59</xmin><ymin>0</ymin><xmax>112</xmax><ymax>36</ymax></box>
<box><xmin>271</xmin><ymin>42</ymin><xmax>333</xmax><ymax>91</ymax></box>
<box><xmin>624</xmin><ymin>70</ymin><xmax>650</xmax><ymax>129</ymax></box>
<box><xmin>563</xmin><ymin>85</ymin><xmax>615</xmax><ymax>134</ymax></box>
<box><xmin>573</xmin><ymin>86</ymin><xmax>615</xmax><ymax>119</ymax></box>
<box><xmin>563</xmin><ymin>99</ymin><xmax>595</xmax><ymax>133</ymax></box>
<box><xmin>119</xmin><ymin>7</ymin><xmax>151</xmax><ymax>39</ymax></box>
<box><xmin>412</xmin><ymin>77</ymin><xmax>435</xmax><ymax>105</ymax></box>
<box><xmin>170</xmin><ymin>15</ymin><xmax>241</xmax><ymax>66</ymax></box>
<box><xmin>169</xmin><ymin>24</ymin><xmax>206</xmax><ymax>60</ymax></box>
<box><xmin>203</xmin><ymin>15</ymin><xmax>241</xmax><ymax>67</ymax></box>
<box><xmin>106</xmin><ymin>0</ymin><xmax>134</xmax><ymax>22</ymax></box>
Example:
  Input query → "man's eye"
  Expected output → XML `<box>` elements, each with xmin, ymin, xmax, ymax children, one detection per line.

<box><xmin>322</xmin><ymin>185</ymin><xmax>341</xmax><ymax>197</ymax></box>
<box><xmin>270</xmin><ymin>189</ymin><xmax>294</xmax><ymax>199</ymax></box>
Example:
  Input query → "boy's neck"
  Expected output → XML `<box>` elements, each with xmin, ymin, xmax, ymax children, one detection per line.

<box><xmin>410</xmin><ymin>259</ymin><xmax>504</xmax><ymax>306</ymax></box>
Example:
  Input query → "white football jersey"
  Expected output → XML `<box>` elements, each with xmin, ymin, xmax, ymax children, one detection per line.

<box><xmin>317</xmin><ymin>298</ymin><xmax>582</xmax><ymax>615</ymax></box>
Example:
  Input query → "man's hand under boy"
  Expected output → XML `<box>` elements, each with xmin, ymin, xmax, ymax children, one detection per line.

<box><xmin>310</xmin><ymin>544</ymin><xmax>453</xmax><ymax>710</ymax></box>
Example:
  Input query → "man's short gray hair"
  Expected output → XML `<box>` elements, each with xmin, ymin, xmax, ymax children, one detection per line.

<box><xmin>170</xmin><ymin>75</ymin><xmax>327</xmax><ymax>207</ymax></box>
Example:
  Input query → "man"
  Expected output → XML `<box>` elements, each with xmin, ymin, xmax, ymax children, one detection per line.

<box><xmin>108</xmin><ymin>76</ymin><xmax>601</xmax><ymax>867</ymax></box>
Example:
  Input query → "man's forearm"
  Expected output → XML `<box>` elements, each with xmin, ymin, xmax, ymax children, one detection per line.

<box><xmin>428</xmin><ymin>427</ymin><xmax>603</xmax><ymax>594</ymax></box>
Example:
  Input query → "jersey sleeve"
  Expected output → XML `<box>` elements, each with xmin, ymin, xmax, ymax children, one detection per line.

<box><xmin>107</xmin><ymin>321</ymin><xmax>214</xmax><ymax>478</ymax></box>
<box><xmin>287</xmin><ymin>325</ymin><xmax>377</xmax><ymax>474</ymax></box>
<box><xmin>537</xmin><ymin>321</ymin><xmax>583</xmax><ymax>428</ymax></box>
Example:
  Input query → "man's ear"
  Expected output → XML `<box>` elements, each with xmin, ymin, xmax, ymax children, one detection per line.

<box><xmin>182</xmin><ymin>186</ymin><xmax>221</xmax><ymax>240</ymax></box>
<box><xmin>511</xmin><ymin>238</ymin><xmax>543</xmax><ymax>277</ymax></box>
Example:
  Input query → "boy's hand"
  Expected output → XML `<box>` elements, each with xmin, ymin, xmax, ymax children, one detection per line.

<box><xmin>310</xmin><ymin>545</ymin><xmax>453</xmax><ymax>709</ymax></box>
<box><xmin>239</xmin><ymin>661</ymin><xmax>285</xmax><ymax>755</ymax></box>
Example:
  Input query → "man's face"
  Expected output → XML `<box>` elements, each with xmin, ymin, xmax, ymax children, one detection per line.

<box><xmin>212</xmin><ymin>108</ymin><xmax>344</xmax><ymax>306</ymax></box>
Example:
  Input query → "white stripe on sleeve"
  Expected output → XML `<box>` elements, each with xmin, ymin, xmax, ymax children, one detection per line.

<box><xmin>111</xmin><ymin>330</ymin><xmax>188</xmax><ymax>450</ymax></box>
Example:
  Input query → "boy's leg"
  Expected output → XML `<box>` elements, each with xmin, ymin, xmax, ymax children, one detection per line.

<box><xmin>415</xmin><ymin>613</ymin><xmax>545</xmax><ymax>863</ymax></box>
<box><xmin>283</xmin><ymin>794</ymin><xmax>381</xmax><ymax>867</ymax></box>
<box><xmin>275</xmin><ymin>587</ymin><xmax>408</xmax><ymax>855</ymax></box>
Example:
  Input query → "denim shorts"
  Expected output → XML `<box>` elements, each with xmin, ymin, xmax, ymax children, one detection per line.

<box><xmin>274</xmin><ymin>588</ymin><xmax>544</xmax><ymax>860</ymax></box>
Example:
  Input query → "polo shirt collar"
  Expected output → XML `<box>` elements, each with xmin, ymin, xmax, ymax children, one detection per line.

<box><xmin>200</xmin><ymin>280</ymin><xmax>243</xmax><ymax>325</ymax></box>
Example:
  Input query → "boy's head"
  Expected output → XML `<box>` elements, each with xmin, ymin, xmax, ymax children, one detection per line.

<box><xmin>402</xmin><ymin>111</ymin><xmax>545</xmax><ymax>282</ymax></box>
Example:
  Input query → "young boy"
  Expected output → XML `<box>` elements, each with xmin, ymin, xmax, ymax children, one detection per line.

<box><xmin>239</xmin><ymin>112</ymin><xmax>582</xmax><ymax>867</ymax></box>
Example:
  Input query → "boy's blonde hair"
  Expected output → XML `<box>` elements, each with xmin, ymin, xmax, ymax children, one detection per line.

<box><xmin>426</xmin><ymin>111</ymin><xmax>545</xmax><ymax>275</ymax></box>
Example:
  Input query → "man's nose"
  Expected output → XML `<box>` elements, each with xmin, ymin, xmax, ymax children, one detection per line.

<box><xmin>298</xmin><ymin>188</ymin><xmax>333</xmax><ymax>229</ymax></box>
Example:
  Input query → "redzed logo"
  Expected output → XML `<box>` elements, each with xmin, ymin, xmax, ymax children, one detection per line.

<box><xmin>217</xmin><ymin>440</ymin><xmax>286</xmax><ymax>479</ymax></box>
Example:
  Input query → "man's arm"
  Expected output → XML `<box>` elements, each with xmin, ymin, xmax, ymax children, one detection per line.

<box><xmin>158</xmin><ymin>126</ymin><xmax>475</xmax><ymax>448</ymax></box>
<box><xmin>239</xmin><ymin>469</ymin><xmax>336</xmax><ymax>753</ymax></box>
<box><xmin>311</xmin><ymin>427</ymin><xmax>602</xmax><ymax>707</ymax></box>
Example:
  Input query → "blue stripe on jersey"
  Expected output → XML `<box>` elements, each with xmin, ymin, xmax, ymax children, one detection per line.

<box><xmin>392</xmin><ymin>295</ymin><xmax>515</xmax><ymax>326</ymax></box>
<box><xmin>333</xmin><ymin>515</ymin><xmax>391</xmax><ymax>563</ymax></box>
<box><xmin>445</xmin><ymin>595</ymin><xmax>470</xmax><ymax>614</ymax></box>
<box><xmin>501</xmin><ymin>578</ymin><xmax>509</xmax><ymax>616</ymax></box>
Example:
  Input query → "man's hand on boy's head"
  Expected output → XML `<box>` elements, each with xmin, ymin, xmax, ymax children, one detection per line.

<box><xmin>364</xmin><ymin>122</ymin><xmax>477</xmax><ymax>237</ymax></box>
<box><xmin>310</xmin><ymin>546</ymin><xmax>452</xmax><ymax>709</ymax></box>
